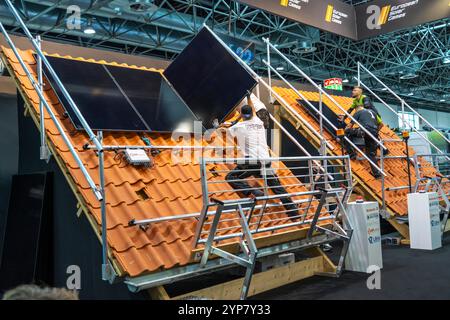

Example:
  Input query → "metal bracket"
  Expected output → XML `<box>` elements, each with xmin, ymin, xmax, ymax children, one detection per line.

<box><xmin>40</xmin><ymin>145</ymin><xmax>51</xmax><ymax>162</ymax></box>
<box><xmin>102</xmin><ymin>262</ymin><xmax>117</xmax><ymax>284</ymax></box>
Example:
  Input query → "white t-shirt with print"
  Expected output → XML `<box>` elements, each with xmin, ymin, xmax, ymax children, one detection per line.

<box><xmin>228</xmin><ymin>116</ymin><xmax>270</xmax><ymax>160</ymax></box>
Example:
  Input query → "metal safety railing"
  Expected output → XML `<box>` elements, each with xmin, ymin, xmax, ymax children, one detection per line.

<box><xmin>192</xmin><ymin>156</ymin><xmax>353</xmax><ymax>299</ymax></box>
<box><xmin>357</xmin><ymin>62</ymin><xmax>450</xmax><ymax>161</ymax></box>
<box><xmin>262</xmin><ymin>38</ymin><xmax>387</xmax><ymax>177</ymax></box>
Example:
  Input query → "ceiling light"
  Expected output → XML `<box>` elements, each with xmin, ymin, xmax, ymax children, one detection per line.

<box><xmin>84</xmin><ymin>19</ymin><xmax>96</xmax><ymax>35</ymax></box>
<box><xmin>342</xmin><ymin>79</ymin><xmax>349</xmax><ymax>83</ymax></box>
<box><xmin>399</xmin><ymin>72</ymin><xmax>418</xmax><ymax>80</ymax></box>
<box><xmin>276</xmin><ymin>66</ymin><xmax>284</xmax><ymax>71</ymax></box>
<box><xmin>443</xmin><ymin>57</ymin><xmax>450</xmax><ymax>64</ymax></box>
<box><xmin>407</xmin><ymin>92</ymin><xmax>414</xmax><ymax>96</ymax></box>
<box><xmin>292</xmin><ymin>40</ymin><xmax>317</xmax><ymax>54</ymax></box>
<box><xmin>440</xmin><ymin>99</ymin><xmax>445</xmax><ymax>102</ymax></box>
<box><xmin>381</xmin><ymin>87</ymin><xmax>388</xmax><ymax>91</ymax></box>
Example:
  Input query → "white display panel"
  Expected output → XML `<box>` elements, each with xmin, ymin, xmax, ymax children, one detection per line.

<box><xmin>345</xmin><ymin>201</ymin><xmax>383</xmax><ymax>273</ymax></box>
<box><xmin>407</xmin><ymin>192</ymin><xmax>442</xmax><ymax>250</ymax></box>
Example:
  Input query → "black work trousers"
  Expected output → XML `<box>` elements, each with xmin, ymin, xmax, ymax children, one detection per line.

<box><xmin>225</xmin><ymin>161</ymin><xmax>298</xmax><ymax>217</ymax></box>
<box><xmin>344</xmin><ymin>128</ymin><xmax>380</xmax><ymax>176</ymax></box>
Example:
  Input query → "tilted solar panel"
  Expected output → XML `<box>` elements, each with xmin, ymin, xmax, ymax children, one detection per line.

<box><xmin>164</xmin><ymin>27</ymin><xmax>258</xmax><ymax>128</ymax></box>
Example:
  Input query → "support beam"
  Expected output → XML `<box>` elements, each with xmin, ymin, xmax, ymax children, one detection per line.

<box><xmin>172</xmin><ymin>255</ymin><xmax>326</xmax><ymax>300</ymax></box>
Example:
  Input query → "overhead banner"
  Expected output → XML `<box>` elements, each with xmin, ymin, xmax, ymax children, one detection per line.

<box><xmin>356</xmin><ymin>0</ymin><xmax>450</xmax><ymax>39</ymax></box>
<box><xmin>236</xmin><ymin>0</ymin><xmax>358</xmax><ymax>40</ymax></box>
<box><xmin>236</xmin><ymin>0</ymin><xmax>450</xmax><ymax>40</ymax></box>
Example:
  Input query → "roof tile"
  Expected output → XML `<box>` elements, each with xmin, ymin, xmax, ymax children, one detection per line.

<box><xmin>2</xmin><ymin>47</ymin><xmax>331</xmax><ymax>277</ymax></box>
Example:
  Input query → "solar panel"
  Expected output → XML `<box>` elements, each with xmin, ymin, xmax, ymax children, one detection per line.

<box><xmin>44</xmin><ymin>56</ymin><xmax>148</xmax><ymax>131</ymax></box>
<box><xmin>298</xmin><ymin>100</ymin><xmax>342</xmax><ymax>139</ymax></box>
<box><xmin>164</xmin><ymin>27</ymin><xmax>258</xmax><ymax>128</ymax></box>
<box><xmin>105</xmin><ymin>65</ymin><xmax>198</xmax><ymax>132</ymax></box>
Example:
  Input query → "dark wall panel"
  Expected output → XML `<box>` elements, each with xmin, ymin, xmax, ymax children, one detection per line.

<box><xmin>0</xmin><ymin>173</ymin><xmax>53</xmax><ymax>291</ymax></box>
<box><xmin>0</xmin><ymin>91</ymin><xmax>18</xmax><ymax>265</ymax></box>
<box><xmin>14</xmin><ymin>97</ymin><xmax>144</xmax><ymax>299</ymax></box>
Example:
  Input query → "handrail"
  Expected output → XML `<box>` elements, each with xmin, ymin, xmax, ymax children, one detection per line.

<box><xmin>4</xmin><ymin>0</ymin><xmax>103</xmax><ymax>152</ymax></box>
<box><xmin>263</xmin><ymin>38</ymin><xmax>387</xmax><ymax>151</ymax></box>
<box><xmin>358</xmin><ymin>62</ymin><xmax>450</xmax><ymax>146</ymax></box>
<box><xmin>356</xmin><ymin>79</ymin><xmax>450</xmax><ymax>162</ymax></box>
<box><xmin>0</xmin><ymin>23</ymin><xmax>103</xmax><ymax>202</ymax></box>
<box><xmin>266</xmin><ymin>61</ymin><xmax>386</xmax><ymax>176</ymax></box>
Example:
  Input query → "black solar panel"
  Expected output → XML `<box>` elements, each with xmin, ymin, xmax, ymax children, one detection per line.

<box><xmin>164</xmin><ymin>27</ymin><xmax>257</xmax><ymax>128</ymax></box>
<box><xmin>43</xmin><ymin>56</ymin><xmax>199</xmax><ymax>132</ymax></box>
<box><xmin>44</xmin><ymin>56</ymin><xmax>148</xmax><ymax>131</ymax></box>
<box><xmin>42</xmin><ymin>27</ymin><xmax>255</xmax><ymax>132</ymax></box>
<box><xmin>297</xmin><ymin>99</ymin><xmax>342</xmax><ymax>139</ymax></box>
<box><xmin>105</xmin><ymin>65</ymin><xmax>198</xmax><ymax>132</ymax></box>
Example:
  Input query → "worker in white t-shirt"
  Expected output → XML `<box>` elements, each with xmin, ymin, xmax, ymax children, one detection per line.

<box><xmin>222</xmin><ymin>104</ymin><xmax>298</xmax><ymax>219</ymax></box>
<box><xmin>235</xmin><ymin>92</ymin><xmax>270</xmax><ymax>129</ymax></box>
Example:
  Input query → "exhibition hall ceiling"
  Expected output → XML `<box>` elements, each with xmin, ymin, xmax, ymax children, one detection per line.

<box><xmin>0</xmin><ymin>0</ymin><xmax>449</xmax><ymax>110</ymax></box>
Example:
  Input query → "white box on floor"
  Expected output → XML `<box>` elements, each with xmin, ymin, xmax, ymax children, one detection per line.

<box><xmin>344</xmin><ymin>201</ymin><xmax>383</xmax><ymax>273</ymax></box>
<box><xmin>407</xmin><ymin>192</ymin><xmax>441</xmax><ymax>250</ymax></box>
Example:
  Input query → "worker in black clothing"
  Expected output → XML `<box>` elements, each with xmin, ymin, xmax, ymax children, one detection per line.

<box><xmin>347</xmin><ymin>87</ymin><xmax>382</xmax><ymax>123</ymax></box>
<box><xmin>344</xmin><ymin>105</ymin><xmax>382</xmax><ymax>179</ymax></box>
<box><xmin>221</xmin><ymin>105</ymin><xmax>299</xmax><ymax>218</ymax></box>
<box><xmin>346</xmin><ymin>86</ymin><xmax>389</xmax><ymax>156</ymax></box>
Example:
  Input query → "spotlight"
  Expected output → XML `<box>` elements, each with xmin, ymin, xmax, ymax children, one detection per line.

<box><xmin>84</xmin><ymin>20</ymin><xmax>96</xmax><ymax>35</ymax></box>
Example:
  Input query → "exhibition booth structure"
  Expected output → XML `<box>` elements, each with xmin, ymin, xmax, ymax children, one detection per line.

<box><xmin>0</xmin><ymin>0</ymin><xmax>449</xmax><ymax>300</ymax></box>
<box><xmin>0</xmin><ymin>3</ymin><xmax>357</xmax><ymax>299</ymax></box>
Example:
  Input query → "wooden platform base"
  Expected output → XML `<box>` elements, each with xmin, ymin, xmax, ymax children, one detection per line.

<box><xmin>149</xmin><ymin>247</ymin><xmax>336</xmax><ymax>300</ymax></box>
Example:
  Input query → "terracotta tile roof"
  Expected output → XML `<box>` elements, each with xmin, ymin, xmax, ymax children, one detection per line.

<box><xmin>273</xmin><ymin>87</ymin><xmax>448</xmax><ymax>216</ymax></box>
<box><xmin>1</xmin><ymin>47</ymin><xmax>331</xmax><ymax>277</ymax></box>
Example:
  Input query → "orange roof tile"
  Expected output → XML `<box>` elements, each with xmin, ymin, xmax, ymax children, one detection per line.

<box><xmin>1</xmin><ymin>47</ymin><xmax>331</xmax><ymax>277</ymax></box>
<box><xmin>273</xmin><ymin>87</ymin><xmax>449</xmax><ymax>216</ymax></box>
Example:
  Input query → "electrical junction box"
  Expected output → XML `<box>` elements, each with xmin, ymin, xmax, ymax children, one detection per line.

<box><xmin>344</xmin><ymin>201</ymin><xmax>383</xmax><ymax>273</ymax></box>
<box><xmin>124</xmin><ymin>149</ymin><xmax>152</xmax><ymax>167</ymax></box>
<box><xmin>407</xmin><ymin>192</ymin><xmax>442</xmax><ymax>250</ymax></box>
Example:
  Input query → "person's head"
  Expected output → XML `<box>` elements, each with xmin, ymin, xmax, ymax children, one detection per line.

<box><xmin>352</xmin><ymin>86</ymin><xmax>363</xmax><ymax>98</ymax></box>
<box><xmin>2</xmin><ymin>284</ymin><xmax>79</xmax><ymax>300</ymax></box>
<box><xmin>240</xmin><ymin>104</ymin><xmax>253</xmax><ymax>121</ymax></box>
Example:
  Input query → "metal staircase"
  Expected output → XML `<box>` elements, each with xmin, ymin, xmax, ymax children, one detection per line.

<box><xmin>193</xmin><ymin>156</ymin><xmax>354</xmax><ymax>300</ymax></box>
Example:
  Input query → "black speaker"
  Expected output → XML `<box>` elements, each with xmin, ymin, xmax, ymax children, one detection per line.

<box><xmin>0</xmin><ymin>172</ymin><xmax>53</xmax><ymax>291</ymax></box>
